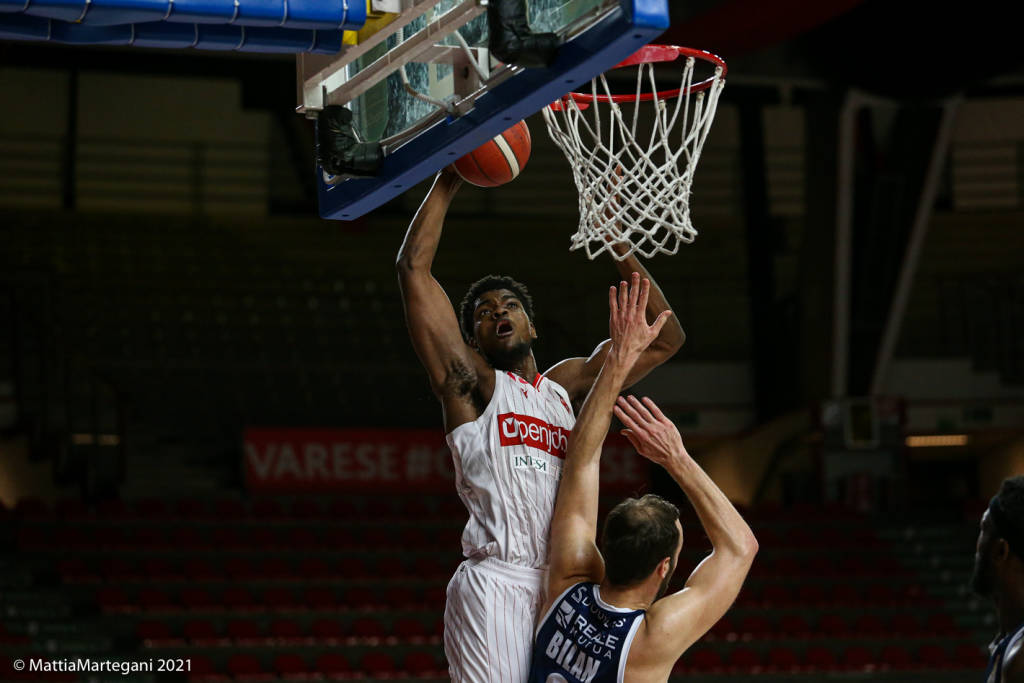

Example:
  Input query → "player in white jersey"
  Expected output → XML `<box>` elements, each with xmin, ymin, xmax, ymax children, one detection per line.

<box><xmin>396</xmin><ymin>168</ymin><xmax>684</xmax><ymax>682</ymax></box>
<box><xmin>533</xmin><ymin>273</ymin><xmax>758</xmax><ymax>683</ymax></box>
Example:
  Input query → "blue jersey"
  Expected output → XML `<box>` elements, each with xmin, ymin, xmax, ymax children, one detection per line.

<box><xmin>529</xmin><ymin>582</ymin><xmax>645</xmax><ymax>683</ymax></box>
<box><xmin>986</xmin><ymin>622</ymin><xmax>1024</xmax><ymax>683</ymax></box>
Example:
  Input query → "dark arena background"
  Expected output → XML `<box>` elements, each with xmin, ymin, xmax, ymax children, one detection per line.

<box><xmin>2</xmin><ymin>0</ymin><xmax>1024</xmax><ymax>681</ymax></box>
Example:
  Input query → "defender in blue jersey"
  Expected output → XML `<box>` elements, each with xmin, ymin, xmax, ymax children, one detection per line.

<box><xmin>972</xmin><ymin>476</ymin><xmax>1024</xmax><ymax>683</ymax></box>
<box><xmin>530</xmin><ymin>274</ymin><xmax>758</xmax><ymax>683</ymax></box>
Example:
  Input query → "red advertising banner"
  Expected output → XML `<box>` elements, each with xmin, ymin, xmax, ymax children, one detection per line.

<box><xmin>244</xmin><ymin>427</ymin><xmax>649</xmax><ymax>493</ymax></box>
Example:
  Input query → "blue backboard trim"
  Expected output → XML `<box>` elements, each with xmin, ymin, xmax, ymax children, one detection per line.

<box><xmin>317</xmin><ymin>0</ymin><xmax>669</xmax><ymax>221</ymax></box>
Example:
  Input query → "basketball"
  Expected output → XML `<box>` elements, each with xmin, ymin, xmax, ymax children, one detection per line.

<box><xmin>453</xmin><ymin>120</ymin><xmax>531</xmax><ymax>187</ymax></box>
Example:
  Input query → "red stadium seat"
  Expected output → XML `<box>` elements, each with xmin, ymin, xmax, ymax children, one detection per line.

<box><xmin>314</xmin><ymin>653</ymin><xmax>351</xmax><ymax>679</ymax></box>
<box><xmin>224</xmin><ymin>557</ymin><xmax>253</xmax><ymax>580</ymax></box>
<box><xmin>888</xmin><ymin>614</ymin><xmax>921</xmax><ymax>635</ymax></box>
<box><xmin>412</xmin><ymin>555</ymin><xmax>447</xmax><ymax>578</ymax></box>
<box><xmin>273</xmin><ymin>653</ymin><xmax>310</xmax><ymax>678</ymax></box>
<box><xmin>138</xmin><ymin>588</ymin><xmax>176</xmax><ymax>611</ymax></box>
<box><xmin>737</xmin><ymin>615</ymin><xmax>771</xmax><ymax>637</ymax></box>
<box><xmin>918</xmin><ymin>644</ymin><xmax>951</xmax><ymax>669</ymax></box>
<box><xmin>297</xmin><ymin>557</ymin><xmax>332</xmax><ymax>578</ymax></box>
<box><xmin>728</xmin><ymin>647</ymin><xmax>762</xmax><ymax>672</ymax></box>
<box><xmin>842</xmin><ymin>646</ymin><xmax>874</xmax><ymax>671</ymax></box>
<box><xmin>351</xmin><ymin>617</ymin><xmax>386</xmax><ymax>639</ymax></box>
<box><xmin>706</xmin><ymin>615</ymin><xmax>735</xmax><ymax>641</ymax></box>
<box><xmin>59</xmin><ymin>558</ymin><xmax>98</xmax><ymax>583</ymax></box>
<box><xmin>260</xmin><ymin>557</ymin><xmax>293</xmax><ymax>579</ymax></box>
<box><xmin>804</xmin><ymin>645</ymin><xmax>837</xmax><ymax>671</ymax></box>
<box><xmin>926</xmin><ymin>612</ymin><xmax>958</xmax><ymax>635</ymax></box>
<box><xmin>211</xmin><ymin>527</ymin><xmax>247</xmax><ymax>550</ymax></box>
<box><xmin>880</xmin><ymin>645</ymin><xmax>914</xmax><ymax>670</ymax></box>
<box><xmin>954</xmin><ymin>643</ymin><xmax>986</xmax><ymax>669</ymax></box>
<box><xmin>438</xmin><ymin>497</ymin><xmax>465</xmax><ymax>518</ymax></box>
<box><xmin>250</xmin><ymin>527</ymin><xmax>280</xmax><ymax>549</ymax></box>
<box><xmin>269</xmin><ymin>619</ymin><xmax>304</xmax><ymax>643</ymax></box>
<box><xmin>375</xmin><ymin>554</ymin><xmax>407</xmax><ymax>579</ymax></box>
<box><xmin>360</xmin><ymin>652</ymin><xmax>396</xmax><ymax>675</ymax></box>
<box><xmin>226</xmin><ymin>619</ymin><xmax>264</xmax><ymax>644</ymax></box>
<box><xmin>830</xmin><ymin>584</ymin><xmax>860</xmax><ymax>605</ymax></box>
<box><xmin>291</xmin><ymin>499</ymin><xmax>324</xmax><ymax>518</ymax></box>
<box><xmin>365</xmin><ymin>499</ymin><xmax>396</xmax><ymax>519</ymax></box>
<box><xmin>251</xmin><ymin>499</ymin><xmax>284</xmax><ymax>518</ymax></box>
<box><xmin>302</xmin><ymin>586</ymin><xmax>339</xmax><ymax>609</ymax></box>
<box><xmin>386</xmin><ymin>585</ymin><xmax>419</xmax><ymax>609</ymax></box>
<box><xmin>226</xmin><ymin>653</ymin><xmax>271</xmax><ymax>680</ymax></box>
<box><xmin>403</xmin><ymin>651</ymin><xmax>440</xmax><ymax>674</ymax></box>
<box><xmin>778</xmin><ymin>614</ymin><xmax>811</xmax><ymax>637</ymax></box>
<box><xmin>327</xmin><ymin>499</ymin><xmax>359</xmax><ymax>519</ymax></box>
<box><xmin>169</xmin><ymin>527</ymin><xmax>205</xmax><ymax>550</ymax></box>
<box><xmin>759</xmin><ymin>584</ymin><xmax>790</xmax><ymax>606</ymax></box>
<box><xmin>180</xmin><ymin>588</ymin><xmax>216</xmax><ymax>611</ymax></box>
<box><xmin>344</xmin><ymin>587</ymin><xmax>380</xmax><ymax>610</ymax></box>
<box><xmin>864</xmin><ymin>584</ymin><xmax>895</xmax><ymax>605</ymax></box>
<box><xmin>223</xmin><ymin>586</ymin><xmax>258</xmax><ymax>610</ymax></box>
<box><xmin>684</xmin><ymin>648</ymin><xmax>723</xmax><ymax>672</ymax></box>
<box><xmin>213</xmin><ymin>499</ymin><xmax>245</xmax><ymax>518</ymax></box>
<box><xmin>290</xmin><ymin>528</ymin><xmax>320</xmax><ymax>549</ymax></box>
<box><xmin>852</xmin><ymin>613</ymin><xmax>885</xmax><ymax>636</ymax></box>
<box><xmin>262</xmin><ymin>587</ymin><xmax>297</xmax><ymax>610</ymax></box>
<box><xmin>183</xmin><ymin>619</ymin><xmax>223</xmax><ymax>645</ymax></box>
<box><xmin>186</xmin><ymin>654</ymin><xmax>228</xmax><ymax>683</ymax></box>
<box><xmin>394</xmin><ymin>618</ymin><xmax>428</xmax><ymax>640</ymax></box>
<box><xmin>310</xmin><ymin>619</ymin><xmax>345</xmax><ymax>641</ymax></box>
<box><xmin>804</xmin><ymin>555</ymin><xmax>837</xmax><ymax>576</ymax></box>
<box><xmin>766</xmin><ymin>647</ymin><xmax>800</xmax><ymax>672</ymax></box>
<box><xmin>101</xmin><ymin>558</ymin><xmax>137</xmax><ymax>581</ymax></box>
<box><xmin>135</xmin><ymin>619</ymin><xmax>176</xmax><ymax>644</ymax></box>
<box><xmin>796</xmin><ymin>584</ymin><xmax>826</xmax><ymax>606</ymax></box>
<box><xmin>183</xmin><ymin>559</ymin><xmax>222</xmax><ymax>581</ymax></box>
<box><xmin>817</xmin><ymin>613</ymin><xmax>848</xmax><ymax>636</ymax></box>
<box><xmin>422</xmin><ymin>585</ymin><xmax>447</xmax><ymax>606</ymax></box>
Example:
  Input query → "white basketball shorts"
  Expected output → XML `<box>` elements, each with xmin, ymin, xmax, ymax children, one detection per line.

<box><xmin>443</xmin><ymin>556</ymin><xmax>545</xmax><ymax>683</ymax></box>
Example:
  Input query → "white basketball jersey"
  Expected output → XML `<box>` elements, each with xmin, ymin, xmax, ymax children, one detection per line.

<box><xmin>446</xmin><ymin>369</ymin><xmax>576</xmax><ymax>568</ymax></box>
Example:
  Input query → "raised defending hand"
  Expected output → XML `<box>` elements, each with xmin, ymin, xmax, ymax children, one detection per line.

<box><xmin>613</xmin><ymin>395</ymin><xmax>687</xmax><ymax>468</ymax></box>
<box><xmin>608</xmin><ymin>272</ymin><xmax>673</xmax><ymax>361</ymax></box>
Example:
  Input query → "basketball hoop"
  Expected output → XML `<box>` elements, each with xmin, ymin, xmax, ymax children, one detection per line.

<box><xmin>543</xmin><ymin>45</ymin><xmax>726</xmax><ymax>260</ymax></box>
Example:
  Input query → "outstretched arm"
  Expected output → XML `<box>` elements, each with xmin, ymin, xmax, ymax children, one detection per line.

<box><xmin>546</xmin><ymin>250</ymin><xmax>684</xmax><ymax>408</ymax></box>
<box><xmin>614</xmin><ymin>396</ymin><xmax>757</xmax><ymax>667</ymax></box>
<box><xmin>543</xmin><ymin>274</ymin><xmax>672</xmax><ymax>610</ymax></box>
<box><xmin>397</xmin><ymin>169</ymin><xmax>490</xmax><ymax>430</ymax></box>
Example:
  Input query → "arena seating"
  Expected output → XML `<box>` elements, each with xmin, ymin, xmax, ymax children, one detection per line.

<box><xmin>0</xmin><ymin>494</ymin><xmax>993</xmax><ymax>682</ymax></box>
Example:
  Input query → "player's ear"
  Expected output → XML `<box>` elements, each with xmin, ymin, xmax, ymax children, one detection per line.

<box><xmin>994</xmin><ymin>538</ymin><xmax>1012</xmax><ymax>564</ymax></box>
<box><xmin>529</xmin><ymin>320</ymin><xmax>537</xmax><ymax>340</ymax></box>
<box><xmin>657</xmin><ymin>556</ymin><xmax>671</xmax><ymax>579</ymax></box>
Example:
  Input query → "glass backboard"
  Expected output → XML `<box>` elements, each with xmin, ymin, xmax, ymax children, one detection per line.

<box><xmin>302</xmin><ymin>0</ymin><xmax>671</xmax><ymax>220</ymax></box>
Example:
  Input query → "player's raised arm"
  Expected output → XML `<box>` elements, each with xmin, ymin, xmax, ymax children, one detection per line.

<box><xmin>396</xmin><ymin>169</ymin><xmax>490</xmax><ymax>424</ymax></box>
<box><xmin>543</xmin><ymin>274</ymin><xmax>672</xmax><ymax>610</ymax></box>
<box><xmin>614</xmin><ymin>396</ymin><xmax>757</xmax><ymax>670</ymax></box>
<box><xmin>545</xmin><ymin>252</ymin><xmax>684</xmax><ymax>408</ymax></box>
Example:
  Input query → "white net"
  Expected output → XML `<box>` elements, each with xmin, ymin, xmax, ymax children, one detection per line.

<box><xmin>542</xmin><ymin>51</ymin><xmax>725</xmax><ymax>260</ymax></box>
